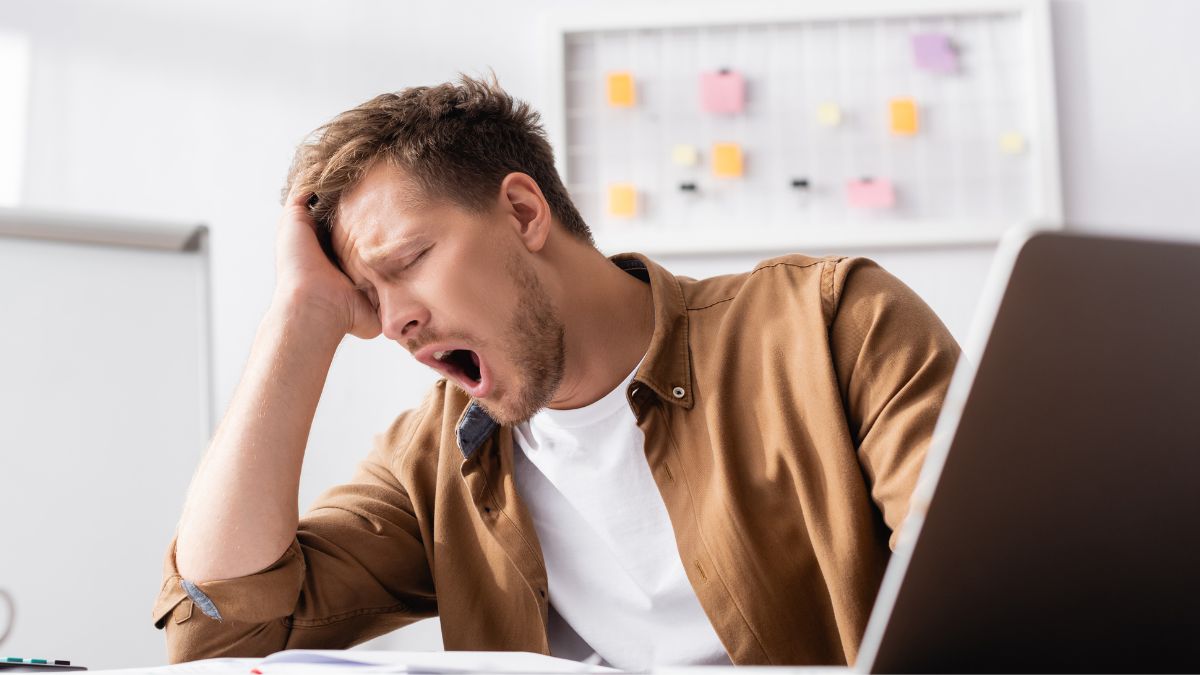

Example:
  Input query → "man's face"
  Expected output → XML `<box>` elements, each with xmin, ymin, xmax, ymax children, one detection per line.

<box><xmin>332</xmin><ymin>161</ymin><xmax>565</xmax><ymax>425</ymax></box>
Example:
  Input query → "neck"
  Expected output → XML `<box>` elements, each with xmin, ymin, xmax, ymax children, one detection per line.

<box><xmin>547</xmin><ymin>245</ymin><xmax>654</xmax><ymax>410</ymax></box>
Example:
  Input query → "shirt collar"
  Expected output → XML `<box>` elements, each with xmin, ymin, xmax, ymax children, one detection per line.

<box><xmin>610</xmin><ymin>253</ymin><xmax>695</xmax><ymax>411</ymax></box>
<box><xmin>456</xmin><ymin>252</ymin><xmax>693</xmax><ymax>458</ymax></box>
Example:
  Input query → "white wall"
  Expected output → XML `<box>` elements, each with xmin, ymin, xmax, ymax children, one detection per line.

<box><xmin>1</xmin><ymin>0</ymin><xmax>1198</xmax><ymax>661</ymax></box>
<box><xmin>1050</xmin><ymin>0</ymin><xmax>1200</xmax><ymax>240</ymax></box>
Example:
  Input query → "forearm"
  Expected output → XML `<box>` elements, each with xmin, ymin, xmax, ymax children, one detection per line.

<box><xmin>176</xmin><ymin>298</ymin><xmax>343</xmax><ymax>583</ymax></box>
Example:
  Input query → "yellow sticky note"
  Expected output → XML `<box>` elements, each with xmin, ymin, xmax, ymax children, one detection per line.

<box><xmin>1000</xmin><ymin>131</ymin><xmax>1026</xmax><ymax>154</ymax></box>
<box><xmin>817</xmin><ymin>103</ymin><xmax>842</xmax><ymax>127</ymax></box>
<box><xmin>890</xmin><ymin>98</ymin><xmax>919</xmax><ymax>136</ymax></box>
<box><xmin>671</xmin><ymin>144</ymin><xmax>699</xmax><ymax>167</ymax></box>
<box><xmin>607</xmin><ymin>183</ymin><xmax>637</xmax><ymax>217</ymax></box>
<box><xmin>712</xmin><ymin>143</ymin><xmax>744</xmax><ymax>178</ymax></box>
<box><xmin>606</xmin><ymin>72</ymin><xmax>636</xmax><ymax>108</ymax></box>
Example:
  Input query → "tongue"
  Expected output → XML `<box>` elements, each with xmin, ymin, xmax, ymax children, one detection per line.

<box><xmin>469</xmin><ymin>351</ymin><xmax>480</xmax><ymax>368</ymax></box>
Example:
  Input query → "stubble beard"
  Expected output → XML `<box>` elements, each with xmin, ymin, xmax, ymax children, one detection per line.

<box><xmin>476</xmin><ymin>256</ymin><xmax>566</xmax><ymax>426</ymax></box>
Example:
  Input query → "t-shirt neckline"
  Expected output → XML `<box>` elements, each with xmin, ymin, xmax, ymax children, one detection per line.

<box><xmin>529</xmin><ymin>358</ymin><xmax>643</xmax><ymax>430</ymax></box>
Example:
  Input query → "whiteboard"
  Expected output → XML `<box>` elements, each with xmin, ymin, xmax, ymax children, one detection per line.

<box><xmin>545</xmin><ymin>0</ymin><xmax>1062</xmax><ymax>255</ymax></box>
<box><xmin>0</xmin><ymin>209</ymin><xmax>211</xmax><ymax>670</ymax></box>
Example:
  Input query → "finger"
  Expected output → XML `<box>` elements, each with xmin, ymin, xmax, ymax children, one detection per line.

<box><xmin>289</xmin><ymin>191</ymin><xmax>313</xmax><ymax>210</ymax></box>
<box><xmin>285</xmin><ymin>180</ymin><xmax>315</xmax><ymax>209</ymax></box>
<box><xmin>280</xmin><ymin>189</ymin><xmax>319</xmax><ymax>231</ymax></box>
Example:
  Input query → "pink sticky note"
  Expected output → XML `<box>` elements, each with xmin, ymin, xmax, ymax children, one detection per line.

<box><xmin>912</xmin><ymin>33</ymin><xmax>958</xmax><ymax>73</ymax></box>
<box><xmin>700</xmin><ymin>70</ymin><xmax>745</xmax><ymax>114</ymax></box>
<box><xmin>847</xmin><ymin>179</ymin><xmax>896</xmax><ymax>209</ymax></box>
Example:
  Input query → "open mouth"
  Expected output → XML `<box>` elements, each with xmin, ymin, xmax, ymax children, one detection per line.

<box><xmin>422</xmin><ymin>346</ymin><xmax>491</xmax><ymax>399</ymax></box>
<box><xmin>434</xmin><ymin>348</ymin><xmax>481</xmax><ymax>384</ymax></box>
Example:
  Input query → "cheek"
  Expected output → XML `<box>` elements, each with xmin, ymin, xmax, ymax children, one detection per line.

<box><xmin>435</xmin><ymin>234</ymin><xmax>529</xmax><ymax>339</ymax></box>
<box><xmin>472</xmin><ymin>279</ymin><xmax>521</xmax><ymax>335</ymax></box>
<box><xmin>431</xmin><ymin>268</ymin><xmax>514</xmax><ymax>336</ymax></box>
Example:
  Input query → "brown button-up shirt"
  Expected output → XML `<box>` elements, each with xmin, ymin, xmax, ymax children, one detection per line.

<box><xmin>153</xmin><ymin>253</ymin><xmax>960</xmax><ymax>666</ymax></box>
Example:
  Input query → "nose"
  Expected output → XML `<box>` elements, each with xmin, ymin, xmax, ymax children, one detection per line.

<box><xmin>378</xmin><ymin>288</ymin><xmax>430</xmax><ymax>343</ymax></box>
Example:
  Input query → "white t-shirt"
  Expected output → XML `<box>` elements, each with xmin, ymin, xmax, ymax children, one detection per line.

<box><xmin>512</xmin><ymin>363</ymin><xmax>731</xmax><ymax>671</ymax></box>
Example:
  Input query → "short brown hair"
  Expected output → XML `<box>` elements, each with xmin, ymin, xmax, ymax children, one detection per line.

<box><xmin>283</xmin><ymin>73</ymin><xmax>592</xmax><ymax>255</ymax></box>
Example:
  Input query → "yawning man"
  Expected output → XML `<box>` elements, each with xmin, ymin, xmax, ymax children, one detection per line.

<box><xmin>154</xmin><ymin>75</ymin><xmax>960</xmax><ymax>670</ymax></box>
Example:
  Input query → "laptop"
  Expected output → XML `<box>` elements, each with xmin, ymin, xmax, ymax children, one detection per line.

<box><xmin>658</xmin><ymin>229</ymin><xmax>1200</xmax><ymax>675</ymax></box>
<box><xmin>849</xmin><ymin>228</ymin><xmax>1200</xmax><ymax>673</ymax></box>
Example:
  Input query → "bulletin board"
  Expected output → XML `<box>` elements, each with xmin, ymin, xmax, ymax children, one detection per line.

<box><xmin>544</xmin><ymin>0</ymin><xmax>1061</xmax><ymax>255</ymax></box>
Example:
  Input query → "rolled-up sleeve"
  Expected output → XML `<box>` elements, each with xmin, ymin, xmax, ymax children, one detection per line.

<box><xmin>153</xmin><ymin>404</ymin><xmax>440</xmax><ymax>663</ymax></box>
<box><xmin>153</xmin><ymin>537</ymin><xmax>307</xmax><ymax>660</ymax></box>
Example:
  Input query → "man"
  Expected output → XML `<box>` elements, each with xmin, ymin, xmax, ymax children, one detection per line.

<box><xmin>153</xmin><ymin>75</ymin><xmax>960</xmax><ymax>669</ymax></box>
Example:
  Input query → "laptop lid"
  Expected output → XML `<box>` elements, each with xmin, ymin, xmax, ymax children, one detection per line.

<box><xmin>856</xmin><ymin>229</ymin><xmax>1200</xmax><ymax>673</ymax></box>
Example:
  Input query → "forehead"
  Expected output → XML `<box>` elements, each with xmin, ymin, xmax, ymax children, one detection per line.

<box><xmin>333</xmin><ymin>161</ymin><xmax>432</xmax><ymax>265</ymax></box>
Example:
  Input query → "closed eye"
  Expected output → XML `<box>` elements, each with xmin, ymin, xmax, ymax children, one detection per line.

<box><xmin>405</xmin><ymin>245</ymin><xmax>432</xmax><ymax>270</ymax></box>
<box><xmin>356</xmin><ymin>244</ymin><xmax>430</xmax><ymax>310</ymax></box>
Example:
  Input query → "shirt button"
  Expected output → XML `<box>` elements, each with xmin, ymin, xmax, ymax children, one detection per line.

<box><xmin>672</xmin><ymin>386</ymin><xmax>686</xmax><ymax>399</ymax></box>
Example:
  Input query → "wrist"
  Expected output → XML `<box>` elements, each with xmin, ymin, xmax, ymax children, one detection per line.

<box><xmin>266</xmin><ymin>290</ymin><xmax>349</xmax><ymax>343</ymax></box>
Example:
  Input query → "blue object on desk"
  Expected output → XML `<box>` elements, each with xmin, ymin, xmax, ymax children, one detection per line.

<box><xmin>0</xmin><ymin>657</ymin><xmax>85</xmax><ymax>671</ymax></box>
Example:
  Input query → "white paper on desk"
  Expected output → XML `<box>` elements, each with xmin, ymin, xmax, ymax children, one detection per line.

<box><xmin>255</xmin><ymin>650</ymin><xmax>618</xmax><ymax>674</ymax></box>
<box><xmin>85</xmin><ymin>657</ymin><xmax>258</xmax><ymax>674</ymax></box>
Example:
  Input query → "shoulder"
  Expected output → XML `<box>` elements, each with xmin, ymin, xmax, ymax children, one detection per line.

<box><xmin>680</xmin><ymin>253</ymin><xmax>885</xmax><ymax>324</ymax></box>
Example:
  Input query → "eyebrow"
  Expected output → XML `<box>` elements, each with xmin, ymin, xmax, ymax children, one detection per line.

<box><xmin>352</xmin><ymin>236</ymin><xmax>427</xmax><ymax>291</ymax></box>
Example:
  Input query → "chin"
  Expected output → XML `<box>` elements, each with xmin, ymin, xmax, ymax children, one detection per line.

<box><xmin>472</xmin><ymin>386</ymin><xmax>546</xmax><ymax>427</ymax></box>
<box><xmin>473</xmin><ymin>399</ymin><xmax>528</xmax><ymax>427</ymax></box>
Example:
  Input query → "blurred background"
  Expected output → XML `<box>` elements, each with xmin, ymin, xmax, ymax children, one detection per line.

<box><xmin>0</xmin><ymin>0</ymin><xmax>1197</xmax><ymax>670</ymax></box>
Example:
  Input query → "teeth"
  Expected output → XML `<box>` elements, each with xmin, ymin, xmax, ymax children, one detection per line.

<box><xmin>434</xmin><ymin>350</ymin><xmax>451</xmax><ymax>361</ymax></box>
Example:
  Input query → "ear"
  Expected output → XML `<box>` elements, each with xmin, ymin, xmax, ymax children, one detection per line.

<box><xmin>499</xmin><ymin>172</ymin><xmax>551</xmax><ymax>253</ymax></box>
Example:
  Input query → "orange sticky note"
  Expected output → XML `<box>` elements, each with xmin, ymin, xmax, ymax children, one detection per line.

<box><xmin>606</xmin><ymin>72</ymin><xmax>636</xmax><ymax>108</ymax></box>
<box><xmin>712</xmin><ymin>142</ymin><xmax>744</xmax><ymax>178</ymax></box>
<box><xmin>607</xmin><ymin>183</ymin><xmax>637</xmax><ymax>217</ymax></box>
<box><xmin>890</xmin><ymin>98</ymin><xmax>919</xmax><ymax>136</ymax></box>
<box><xmin>847</xmin><ymin>178</ymin><xmax>896</xmax><ymax>209</ymax></box>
